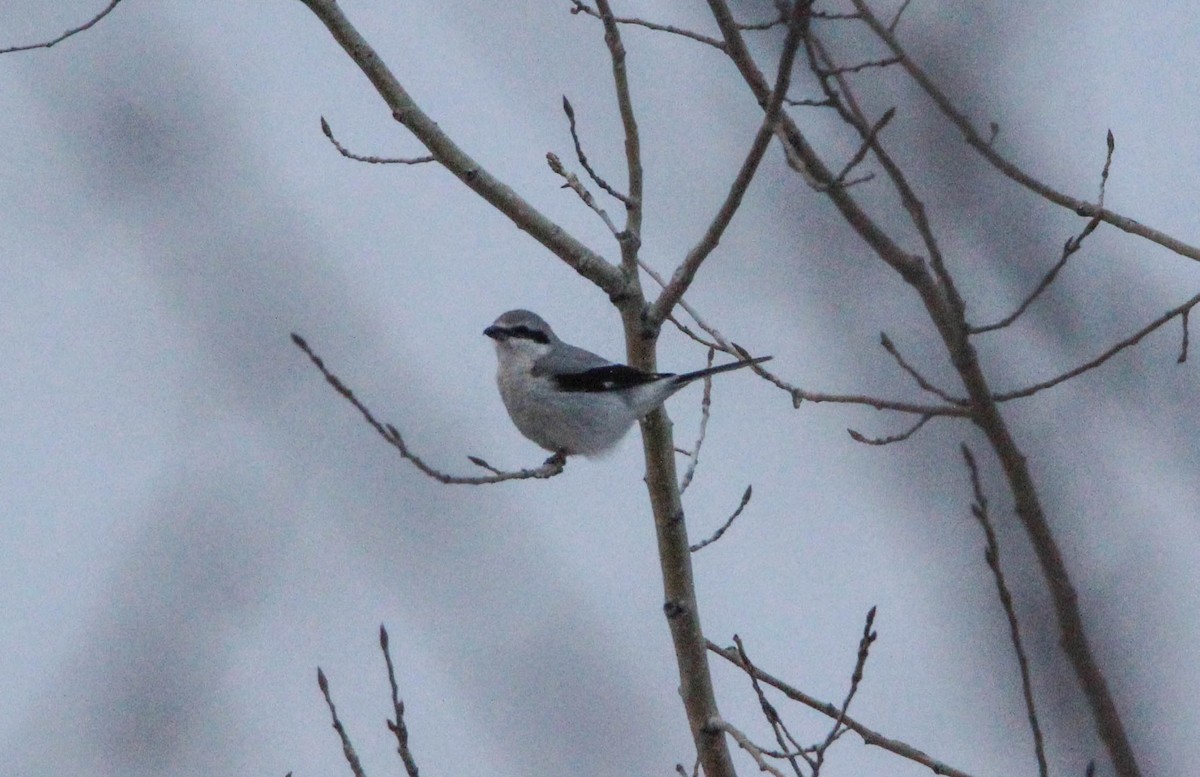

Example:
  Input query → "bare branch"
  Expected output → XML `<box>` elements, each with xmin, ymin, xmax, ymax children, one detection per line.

<box><xmin>847</xmin><ymin>412</ymin><xmax>932</xmax><ymax>446</ymax></box>
<box><xmin>1179</xmin><ymin>308</ymin><xmax>1191</xmax><ymax>363</ymax></box>
<box><xmin>812</xmin><ymin>607</ymin><xmax>878</xmax><ymax>776</ymax></box>
<box><xmin>678</xmin><ymin>349</ymin><xmax>716</xmax><ymax>494</ymax></box>
<box><xmin>291</xmin><ymin>333</ymin><xmax>566</xmax><ymax>484</ymax></box>
<box><xmin>879</xmin><ymin>332</ymin><xmax>966</xmax><ymax>404</ymax></box>
<box><xmin>834</xmin><ymin>106</ymin><xmax>895</xmax><ymax>185</ymax></box>
<box><xmin>316</xmin><ymin>668</ymin><xmax>368</xmax><ymax>777</ymax></box>
<box><xmin>560</xmin><ymin>96</ymin><xmax>632</xmax><ymax>206</ymax></box>
<box><xmin>993</xmin><ymin>292</ymin><xmax>1200</xmax><ymax>401</ymax></box>
<box><xmin>297</xmin><ymin>0</ymin><xmax>627</xmax><ymax>299</ymax></box>
<box><xmin>594</xmin><ymin>0</ymin><xmax>645</xmax><ymax>277</ymax></box>
<box><xmin>972</xmin><ymin>133</ymin><xmax>1115</xmax><ymax>334</ymax></box>
<box><xmin>648</xmin><ymin>1</ymin><xmax>808</xmax><ymax>329</ymax></box>
<box><xmin>705</xmin><ymin>718</ymin><xmax>789</xmax><ymax>777</ymax></box>
<box><xmin>379</xmin><ymin>626</ymin><xmax>421</xmax><ymax>777</ymax></box>
<box><xmin>690</xmin><ymin>485</ymin><xmax>753</xmax><ymax>552</ymax></box>
<box><xmin>733</xmin><ymin>635</ymin><xmax>809</xmax><ymax>776</ymax></box>
<box><xmin>546</xmin><ymin>152</ymin><xmax>622</xmax><ymax>237</ymax></box>
<box><xmin>961</xmin><ymin>446</ymin><xmax>1047</xmax><ymax>777</ymax></box>
<box><xmin>0</xmin><ymin>0</ymin><xmax>122</xmax><ymax>54</ymax></box>
<box><xmin>568</xmin><ymin>1</ymin><xmax>727</xmax><ymax>51</ymax></box>
<box><xmin>320</xmin><ymin>117</ymin><xmax>434</xmax><ymax>165</ymax></box>
<box><xmin>888</xmin><ymin>0</ymin><xmax>915</xmax><ymax>31</ymax></box>
<box><xmin>708</xmin><ymin>641</ymin><xmax>981</xmax><ymax>777</ymax></box>
<box><xmin>851</xmin><ymin>0</ymin><xmax>1200</xmax><ymax>264</ymax></box>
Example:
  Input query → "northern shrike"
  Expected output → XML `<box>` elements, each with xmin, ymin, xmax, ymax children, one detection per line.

<box><xmin>484</xmin><ymin>309</ymin><xmax>771</xmax><ymax>456</ymax></box>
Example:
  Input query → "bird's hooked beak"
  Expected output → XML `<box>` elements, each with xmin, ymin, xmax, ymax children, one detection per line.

<box><xmin>483</xmin><ymin>325</ymin><xmax>503</xmax><ymax>340</ymax></box>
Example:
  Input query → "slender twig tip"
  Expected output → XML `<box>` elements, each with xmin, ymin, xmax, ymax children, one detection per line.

<box><xmin>320</xmin><ymin>116</ymin><xmax>332</xmax><ymax>138</ymax></box>
<box><xmin>562</xmin><ymin>94</ymin><xmax>574</xmax><ymax>118</ymax></box>
<box><xmin>317</xmin><ymin>667</ymin><xmax>328</xmax><ymax>692</ymax></box>
<box><xmin>1106</xmin><ymin>129</ymin><xmax>1115</xmax><ymax>152</ymax></box>
<box><xmin>291</xmin><ymin>332</ymin><xmax>307</xmax><ymax>348</ymax></box>
<box><xmin>380</xmin><ymin>624</ymin><xmax>389</xmax><ymax>649</ymax></box>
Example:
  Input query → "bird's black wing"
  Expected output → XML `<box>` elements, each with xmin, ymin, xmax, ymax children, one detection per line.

<box><xmin>552</xmin><ymin>364</ymin><xmax>674</xmax><ymax>393</ymax></box>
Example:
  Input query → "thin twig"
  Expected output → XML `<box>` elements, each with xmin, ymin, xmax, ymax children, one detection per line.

<box><xmin>834</xmin><ymin>107</ymin><xmax>895</xmax><ymax>184</ymax></box>
<box><xmin>993</xmin><ymin>292</ymin><xmax>1200</xmax><ymax>401</ymax></box>
<box><xmin>569</xmin><ymin>1</ymin><xmax>727</xmax><ymax>50</ymax></box>
<box><xmin>560</xmin><ymin>96</ymin><xmax>633</xmax><ymax>205</ymax></box>
<box><xmin>847</xmin><ymin>412</ymin><xmax>932</xmax><ymax>446</ymax></box>
<box><xmin>292</xmin><ymin>333</ymin><xmax>566</xmax><ymax>484</ymax></box>
<box><xmin>0</xmin><ymin>0</ymin><xmax>122</xmax><ymax>54</ymax></box>
<box><xmin>691</xmin><ymin>485</ymin><xmax>753</xmax><ymax>552</ymax></box>
<box><xmin>888</xmin><ymin>0</ymin><xmax>914</xmax><ymax>32</ymax></box>
<box><xmin>546</xmin><ymin>151</ymin><xmax>622</xmax><ymax>236</ymax></box>
<box><xmin>707</xmin><ymin>641</ymin><xmax>980</xmax><ymax>777</ymax></box>
<box><xmin>679</xmin><ymin>349</ymin><xmax>716</xmax><ymax>494</ymax></box>
<box><xmin>320</xmin><ymin>117</ymin><xmax>435</xmax><ymax>165</ymax></box>
<box><xmin>812</xmin><ymin>607</ymin><xmax>877</xmax><ymax>776</ymax></box>
<box><xmin>818</xmin><ymin>55</ymin><xmax>900</xmax><ymax>76</ymax></box>
<box><xmin>734</xmin><ymin>635</ymin><xmax>809</xmax><ymax>775</ymax></box>
<box><xmin>316</xmin><ymin>668</ymin><xmax>368</xmax><ymax>777</ymax></box>
<box><xmin>972</xmin><ymin>132</ymin><xmax>1115</xmax><ymax>334</ymax></box>
<box><xmin>1179</xmin><ymin>309</ymin><xmax>1191</xmax><ymax>363</ymax></box>
<box><xmin>879</xmin><ymin>332</ymin><xmax>966</xmax><ymax>403</ymax></box>
<box><xmin>961</xmin><ymin>446</ymin><xmax>1047</xmax><ymax>777</ymax></box>
<box><xmin>379</xmin><ymin>626</ymin><xmax>421</xmax><ymax>777</ymax></box>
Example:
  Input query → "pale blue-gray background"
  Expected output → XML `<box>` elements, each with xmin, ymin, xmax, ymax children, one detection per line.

<box><xmin>1</xmin><ymin>2</ymin><xmax>1197</xmax><ymax>776</ymax></box>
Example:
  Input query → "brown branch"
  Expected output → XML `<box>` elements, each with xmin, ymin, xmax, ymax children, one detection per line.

<box><xmin>733</xmin><ymin>635</ymin><xmax>809</xmax><ymax>776</ymax></box>
<box><xmin>0</xmin><ymin>0</ymin><xmax>122</xmax><ymax>54</ymax></box>
<box><xmin>594</xmin><ymin>0</ymin><xmax>645</xmax><ymax>280</ymax></box>
<box><xmin>296</xmin><ymin>0</ymin><xmax>628</xmax><ymax>300</ymax></box>
<box><xmin>648</xmin><ymin>0</ymin><xmax>808</xmax><ymax>329</ymax></box>
<box><xmin>972</xmin><ymin>132</ymin><xmax>1115</xmax><ymax>334</ymax></box>
<box><xmin>993</xmin><ymin>292</ymin><xmax>1200</xmax><ymax>401</ymax></box>
<box><xmin>879</xmin><ymin>332</ymin><xmax>966</xmax><ymax>404</ymax></box>
<box><xmin>568</xmin><ymin>1</ymin><xmax>727</xmax><ymax>51</ymax></box>
<box><xmin>812</xmin><ymin>607</ymin><xmax>878</xmax><ymax>776</ymax></box>
<box><xmin>690</xmin><ymin>485</ymin><xmax>753</xmax><ymax>552</ymax></box>
<box><xmin>851</xmin><ymin>0</ymin><xmax>1200</xmax><ymax>264</ymax></box>
<box><xmin>560</xmin><ymin>96</ymin><xmax>632</xmax><ymax>205</ymax></box>
<box><xmin>1179</xmin><ymin>309</ymin><xmax>1191</xmax><ymax>363</ymax></box>
<box><xmin>847</xmin><ymin>412</ymin><xmax>932</xmax><ymax>446</ymax></box>
<box><xmin>546</xmin><ymin>152</ymin><xmax>622</xmax><ymax>237</ymax></box>
<box><xmin>320</xmin><ymin>117</ymin><xmax>435</xmax><ymax>165</ymax></box>
<box><xmin>708</xmin><ymin>641</ymin><xmax>980</xmax><ymax>777</ymax></box>
<box><xmin>291</xmin><ymin>333</ymin><xmax>566</xmax><ymax>484</ymax></box>
<box><xmin>961</xmin><ymin>446</ymin><xmax>1047</xmax><ymax>777</ymax></box>
<box><xmin>380</xmin><ymin>626</ymin><xmax>421</xmax><ymax>777</ymax></box>
<box><xmin>316</xmin><ymin>668</ymin><xmax>368</xmax><ymax>777</ymax></box>
<box><xmin>678</xmin><ymin>350</ymin><xmax>716</xmax><ymax>494</ymax></box>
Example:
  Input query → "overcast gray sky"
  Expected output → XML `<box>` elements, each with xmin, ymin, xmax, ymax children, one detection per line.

<box><xmin>1</xmin><ymin>2</ymin><xmax>1197</xmax><ymax>776</ymax></box>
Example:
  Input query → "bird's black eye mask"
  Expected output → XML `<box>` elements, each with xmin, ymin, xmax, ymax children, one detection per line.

<box><xmin>485</xmin><ymin>324</ymin><xmax>551</xmax><ymax>344</ymax></box>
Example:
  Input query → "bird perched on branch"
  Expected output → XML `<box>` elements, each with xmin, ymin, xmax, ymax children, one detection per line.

<box><xmin>484</xmin><ymin>309</ymin><xmax>770</xmax><ymax>456</ymax></box>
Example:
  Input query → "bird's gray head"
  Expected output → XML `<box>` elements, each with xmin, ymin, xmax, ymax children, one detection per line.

<box><xmin>483</xmin><ymin>309</ymin><xmax>558</xmax><ymax>360</ymax></box>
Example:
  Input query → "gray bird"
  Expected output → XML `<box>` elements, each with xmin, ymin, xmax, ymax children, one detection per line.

<box><xmin>484</xmin><ymin>309</ymin><xmax>771</xmax><ymax>456</ymax></box>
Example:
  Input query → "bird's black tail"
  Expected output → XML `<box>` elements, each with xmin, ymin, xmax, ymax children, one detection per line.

<box><xmin>674</xmin><ymin>355</ymin><xmax>772</xmax><ymax>384</ymax></box>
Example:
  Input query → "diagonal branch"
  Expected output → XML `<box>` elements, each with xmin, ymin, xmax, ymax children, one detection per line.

<box><xmin>0</xmin><ymin>0</ymin><xmax>123</xmax><ymax>54</ymax></box>
<box><xmin>972</xmin><ymin>132</ymin><xmax>1115</xmax><ymax>334</ymax></box>
<box><xmin>296</xmin><ymin>0</ymin><xmax>627</xmax><ymax>300</ymax></box>
<box><xmin>850</xmin><ymin>0</ymin><xmax>1200</xmax><ymax>264</ymax></box>
<box><xmin>708</xmin><ymin>641</ymin><xmax>980</xmax><ymax>777</ymax></box>
<box><xmin>993</xmin><ymin>292</ymin><xmax>1200</xmax><ymax>401</ymax></box>
<box><xmin>647</xmin><ymin>0</ymin><xmax>808</xmax><ymax>329</ymax></box>
<box><xmin>292</xmin><ymin>333</ymin><xmax>566</xmax><ymax>484</ymax></box>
